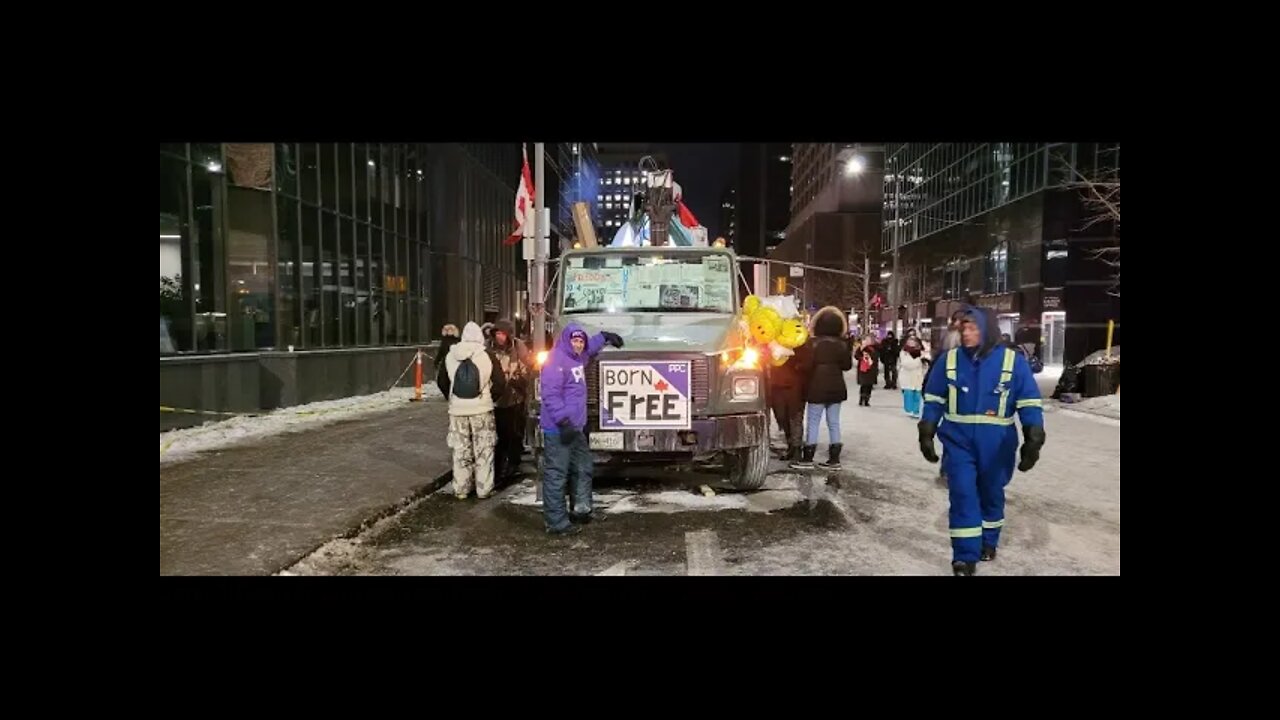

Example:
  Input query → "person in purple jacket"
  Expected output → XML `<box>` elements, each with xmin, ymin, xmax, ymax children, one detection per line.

<box><xmin>539</xmin><ymin>323</ymin><xmax>624</xmax><ymax>534</ymax></box>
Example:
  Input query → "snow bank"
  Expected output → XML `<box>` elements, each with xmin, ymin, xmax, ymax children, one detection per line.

<box><xmin>160</xmin><ymin>384</ymin><xmax>443</xmax><ymax>466</ymax></box>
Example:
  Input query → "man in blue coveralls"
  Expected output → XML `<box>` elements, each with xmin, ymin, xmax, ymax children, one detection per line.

<box><xmin>917</xmin><ymin>305</ymin><xmax>1047</xmax><ymax>576</ymax></box>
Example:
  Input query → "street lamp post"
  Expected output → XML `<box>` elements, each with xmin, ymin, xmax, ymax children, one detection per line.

<box><xmin>891</xmin><ymin>171</ymin><xmax>901</xmax><ymax>334</ymax></box>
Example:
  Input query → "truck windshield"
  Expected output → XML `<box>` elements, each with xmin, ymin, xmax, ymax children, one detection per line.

<box><xmin>562</xmin><ymin>253</ymin><xmax>735</xmax><ymax>314</ymax></box>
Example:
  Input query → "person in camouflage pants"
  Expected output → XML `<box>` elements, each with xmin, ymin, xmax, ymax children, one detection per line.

<box><xmin>448</xmin><ymin>413</ymin><xmax>498</xmax><ymax>498</ymax></box>
<box><xmin>441</xmin><ymin>322</ymin><xmax>506</xmax><ymax>499</ymax></box>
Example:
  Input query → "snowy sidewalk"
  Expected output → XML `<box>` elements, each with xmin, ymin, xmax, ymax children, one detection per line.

<box><xmin>782</xmin><ymin>372</ymin><xmax>1121</xmax><ymax>575</ymax></box>
<box><xmin>160</xmin><ymin>388</ymin><xmax>454</xmax><ymax>575</ymax></box>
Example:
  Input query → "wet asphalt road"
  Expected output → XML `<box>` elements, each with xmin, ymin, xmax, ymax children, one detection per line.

<box><xmin>283</xmin><ymin>376</ymin><xmax>1121</xmax><ymax>577</ymax></box>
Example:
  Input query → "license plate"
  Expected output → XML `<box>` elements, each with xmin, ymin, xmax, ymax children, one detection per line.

<box><xmin>589</xmin><ymin>432</ymin><xmax>624</xmax><ymax>450</ymax></box>
<box><xmin>598</xmin><ymin>360</ymin><xmax>692</xmax><ymax>430</ymax></box>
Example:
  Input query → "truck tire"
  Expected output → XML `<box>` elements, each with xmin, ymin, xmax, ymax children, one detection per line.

<box><xmin>728</xmin><ymin>434</ymin><xmax>770</xmax><ymax>490</ymax></box>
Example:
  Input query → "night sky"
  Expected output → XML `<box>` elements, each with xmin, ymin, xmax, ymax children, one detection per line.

<box><xmin>654</xmin><ymin>143</ymin><xmax>740</xmax><ymax>240</ymax></box>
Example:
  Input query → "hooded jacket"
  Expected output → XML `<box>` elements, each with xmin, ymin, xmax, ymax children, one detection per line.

<box><xmin>898</xmin><ymin>340</ymin><xmax>927</xmax><ymax>391</ymax></box>
<box><xmin>803</xmin><ymin>306</ymin><xmax>854</xmax><ymax>404</ymax></box>
<box><xmin>921</xmin><ymin>303</ymin><xmax>1043</xmax><ymax>431</ymax></box>
<box><xmin>443</xmin><ymin>322</ymin><xmax>505</xmax><ymax>416</ymax></box>
<box><xmin>539</xmin><ymin>323</ymin><xmax>606</xmax><ymax>432</ymax></box>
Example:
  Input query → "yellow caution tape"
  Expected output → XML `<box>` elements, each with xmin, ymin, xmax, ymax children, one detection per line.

<box><xmin>160</xmin><ymin>406</ymin><xmax>253</xmax><ymax>417</ymax></box>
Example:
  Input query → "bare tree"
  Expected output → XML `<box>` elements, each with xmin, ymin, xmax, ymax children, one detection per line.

<box><xmin>1056</xmin><ymin>145</ymin><xmax>1120</xmax><ymax>297</ymax></box>
<box><xmin>807</xmin><ymin>259</ymin><xmax>864</xmax><ymax>313</ymax></box>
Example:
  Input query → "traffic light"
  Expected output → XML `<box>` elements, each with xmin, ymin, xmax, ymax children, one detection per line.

<box><xmin>775</xmin><ymin>276</ymin><xmax>787</xmax><ymax>294</ymax></box>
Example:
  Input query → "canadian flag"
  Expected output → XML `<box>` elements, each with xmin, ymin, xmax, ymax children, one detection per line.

<box><xmin>671</xmin><ymin>181</ymin><xmax>699</xmax><ymax>228</ymax></box>
<box><xmin>505</xmin><ymin>144</ymin><xmax>535</xmax><ymax>245</ymax></box>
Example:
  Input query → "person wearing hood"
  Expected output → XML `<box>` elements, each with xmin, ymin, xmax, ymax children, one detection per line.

<box><xmin>880</xmin><ymin>331</ymin><xmax>901</xmax><ymax>390</ymax></box>
<box><xmin>441</xmin><ymin>322</ymin><xmax>507</xmax><ymax>500</ymax></box>
<box><xmin>488</xmin><ymin>319</ymin><xmax>532</xmax><ymax>482</ymax></box>
<box><xmin>791</xmin><ymin>306</ymin><xmax>853</xmax><ymax>470</ymax></box>
<box><xmin>539</xmin><ymin>323</ymin><xmax>624</xmax><ymax>534</ymax></box>
<box><xmin>898</xmin><ymin>336</ymin><xmax>927</xmax><ymax>418</ymax></box>
<box><xmin>917</xmin><ymin>305</ymin><xmax>1046</xmax><ymax>576</ymax></box>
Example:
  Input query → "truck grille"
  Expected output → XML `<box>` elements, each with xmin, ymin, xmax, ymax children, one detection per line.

<box><xmin>586</xmin><ymin>355</ymin><xmax>711</xmax><ymax>413</ymax></box>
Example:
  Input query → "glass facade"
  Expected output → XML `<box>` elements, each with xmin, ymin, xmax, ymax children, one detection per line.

<box><xmin>557</xmin><ymin>142</ymin><xmax>600</xmax><ymax>242</ymax></box>
<box><xmin>882</xmin><ymin>143</ymin><xmax>1053</xmax><ymax>252</ymax></box>
<box><xmin>161</xmin><ymin>143</ymin><xmax>524</xmax><ymax>355</ymax></box>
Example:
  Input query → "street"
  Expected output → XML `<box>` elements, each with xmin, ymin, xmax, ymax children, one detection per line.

<box><xmin>283</xmin><ymin>374</ymin><xmax>1120</xmax><ymax>576</ymax></box>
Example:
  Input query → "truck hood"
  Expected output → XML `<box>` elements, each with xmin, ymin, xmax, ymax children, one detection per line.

<box><xmin>560</xmin><ymin>313</ymin><xmax>740</xmax><ymax>354</ymax></box>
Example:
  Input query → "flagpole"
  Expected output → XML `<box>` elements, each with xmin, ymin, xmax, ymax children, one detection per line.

<box><xmin>533</xmin><ymin>142</ymin><xmax>546</xmax><ymax>354</ymax></box>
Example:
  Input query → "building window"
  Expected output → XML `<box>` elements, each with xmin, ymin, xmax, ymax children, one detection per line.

<box><xmin>1044</xmin><ymin>244</ymin><xmax>1068</xmax><ymax>288</ymax></box>
<box><xmin>987</xmin><ymin>240</ymin><xmax>1009</xmax><ymax>294</ymax></box>
<box><xmin>943</xmin><ymin>259</ymin><xmax>970</xmax><ymax>300</ymax></box>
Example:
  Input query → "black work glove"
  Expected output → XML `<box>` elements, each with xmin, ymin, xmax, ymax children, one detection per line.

<box><xmin>601</xmin><ymin>331</ymin><xmax>625</xmax><ymax>349</ymax></box>
<box><xmin>1018</xmin><ymin>425</ymin><xmax>1046</xmax><ymax>472</ymax></box>
<box><xmin>917</xmin><ymin>420</ymin><xmax>939</xmax><ymax>464</ymax></box>
<box><xmin>557</xmin><ymin>420</ymin><xmax>581</xmax><ymax>445</ymax></box>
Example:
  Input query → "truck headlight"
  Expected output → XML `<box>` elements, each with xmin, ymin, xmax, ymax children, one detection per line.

<box><xmin>732</xmin><ymin>376</ymin><xmax>759</xmax><ymax>400</ymax></box>
<box><xmin>733</xmin><ymin>347</ymin><xmax>760</xmax><ymax>369</ymax></box>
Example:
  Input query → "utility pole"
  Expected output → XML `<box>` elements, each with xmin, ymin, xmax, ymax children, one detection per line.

<box><xmin>533</xmin><ymin>142</ymin><xmax>546</xmax><ymax>353</ymax></box>
<box><xmin>863</xmin><ymin>253</ymin><xmax>870</xmax><ymax>335</ymax></box>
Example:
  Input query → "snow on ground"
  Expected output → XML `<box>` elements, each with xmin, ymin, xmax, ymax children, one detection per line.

<box><xmin>1067</xmin><ymin>393</ymin><xmax>1120</xmax><ymax>415</ymax></box>
<box><xmin>498</xmin><ymin>474</ymin><xmax>805</xmax><ymax>515</ymax></box>
<box><xmin>1048</xmin><ymin>392</ymin><xmax>1120</xmax><ymax>422</ymax></box>
<box><xmin>160</xmin><ymin>384</ymin><xmax>442</xmax><ymax>466</ymax></box>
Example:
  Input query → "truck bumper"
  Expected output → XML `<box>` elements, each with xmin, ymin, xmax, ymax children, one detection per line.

<box><xmin>526</xmin><ymin>412</ymin><xmax>767</xmax><ymax>454</ymax></box>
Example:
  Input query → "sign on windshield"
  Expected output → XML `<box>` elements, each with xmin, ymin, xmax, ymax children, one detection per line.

<box><xmin>563</xmin><ymin>254</ymin><xmax>733</xmax><ymax>314</ymax></box>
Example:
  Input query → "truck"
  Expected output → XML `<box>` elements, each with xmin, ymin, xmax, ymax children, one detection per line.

<box><xmin>525</xmin><ymin>243</ymin><xmax>771</xmax><ymax>489</ymax></box>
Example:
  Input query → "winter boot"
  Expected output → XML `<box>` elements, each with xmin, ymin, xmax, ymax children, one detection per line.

<box><xmin>790</xmin><ymin>444</ymin><xmax>817</xmax><ymax>470</ymax></box>
<box><xmin>952</xmin><ymin>561</ymin><xmax>977</xmax><ymax>576</ymax></box>
<box><xmin>980</xmin><ymin>546</ymin><xmax>998</xmax><ymax>562</ymax></box>
<box><xmin>818</xmin><ymin>443</ymin><xmax>843</xmax><ymax>470</ymax></box>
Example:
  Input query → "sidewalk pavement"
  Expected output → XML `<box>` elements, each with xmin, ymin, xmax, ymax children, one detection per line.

<box><xmin>160</xmin><ymin>396</ymin><xmax>454</xmax><ymax>575</ymax></box>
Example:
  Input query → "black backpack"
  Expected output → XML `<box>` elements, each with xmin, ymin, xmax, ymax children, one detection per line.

<box><xmin>452</xmin><ymin>356</ymin><xmax>482</xmax><ymax>399</ymax></box>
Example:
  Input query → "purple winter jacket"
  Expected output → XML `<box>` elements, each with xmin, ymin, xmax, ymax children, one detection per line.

<box><xmin>539</xmin><ymin>323</ymin><xmax>606</xmax><ymax>433</ymax></box>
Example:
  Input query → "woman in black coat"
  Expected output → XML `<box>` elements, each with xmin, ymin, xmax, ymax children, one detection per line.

<box><xmin>791</xmin><ymin>306</ymin><xmax>853</xmax><ymax>471</ymax></box>
<box><xmin>856</xmin><ymin>342</ymin><xmax>880</xmax><ymax>406</ymax></box>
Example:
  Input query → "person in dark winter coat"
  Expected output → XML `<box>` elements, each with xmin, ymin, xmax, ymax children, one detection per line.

<box><xmin>857</xmin><ymin>343</ymin><xmax>880</xmax><ymax>406</ymax></box>
<box><xmin>435</xmin><ymin>324</ymin><xmax>461</xmax><ymax>396</ymax></box>
<box><xmin>767</xmin><ymin>341</ymin><xmax>809</xmax><ymax>462</ymax></box>
<box><xmin>791</xmin><ymin>306</ymin><xmax>853</xmax><ymax>471</ymax></box>
<box><xmin>488</xmin><ymin>319</ymin><xmax>532</xmax><ymax>482</ymax></box>
<box><xmin>880</xmin><ymin>331</ymin><xmax>901</xmax><ymax>389</ymax></box>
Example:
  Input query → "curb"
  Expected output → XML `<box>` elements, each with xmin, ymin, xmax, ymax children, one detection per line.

<box><xmin>274</xmin><ymin>469</ymin><xmax>454</xmax><ymax>574</ymax></box>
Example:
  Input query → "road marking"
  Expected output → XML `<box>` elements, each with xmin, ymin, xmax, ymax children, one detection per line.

<box><xmin>685</xmin><ymin>530</ymin><xmax>723</xmax><ymax>576</ymax></box>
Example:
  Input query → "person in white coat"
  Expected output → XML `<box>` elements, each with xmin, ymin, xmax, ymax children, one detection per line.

<box><xmin>898</xmin><ymin>336</ymin><xmax>928</xmax><ymax>418</ymax></box>
<box><xmin>441</xmin><ymin>322</ymin><xmax>506</xmax><ymax>500</ymax></box>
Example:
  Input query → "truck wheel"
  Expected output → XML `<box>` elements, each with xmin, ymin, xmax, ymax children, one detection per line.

<box><xmin>728</xmin><ymin>434</ymin><xmax>769</xmax><ymax>490</ymax></box>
